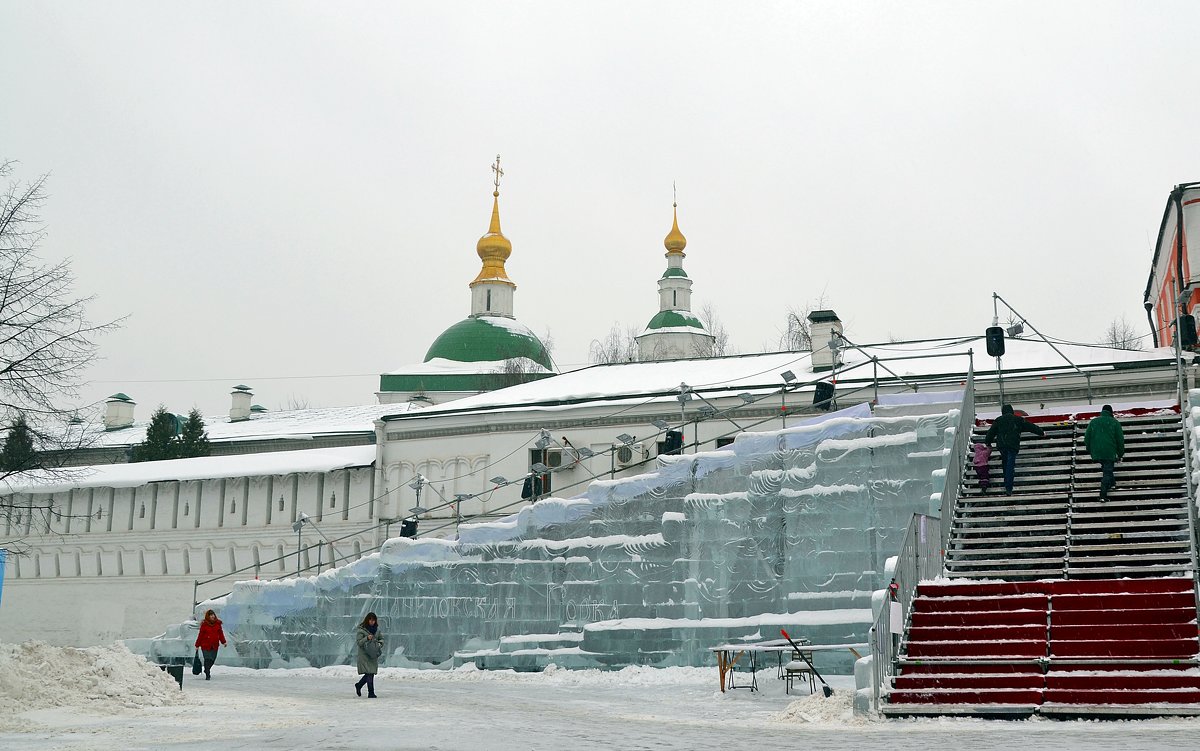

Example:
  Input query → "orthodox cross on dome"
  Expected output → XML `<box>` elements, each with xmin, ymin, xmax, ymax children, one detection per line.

<box><xmin>673</xmin><ymin>180</ymin><xmax>677</xmax><ymax>207</ymax></box>
<box><xmin>492</xmin><ymin>154</ymin><xmax>504</xmax><ymax>194</ymax></box>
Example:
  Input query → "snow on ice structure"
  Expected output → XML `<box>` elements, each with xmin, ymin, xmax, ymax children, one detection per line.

<box><xmin>131</xmin><ymin>392</ymin><xmax>964</xmax><ymax>672</ymax></box>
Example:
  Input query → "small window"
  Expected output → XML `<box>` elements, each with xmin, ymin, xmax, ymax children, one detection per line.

<box><xmin>672</xmin><ymin>290</ymin><xmax>677</xmax><ymax>307</ymax></box>
<box><xmin>486</xmin><ymin>289</ymin><xmax>492</xmax><ymax>311</ymax></box>
<box><xmin>716</xmin><ymin>436</ymin><xmax>735</xmax><ymax>449</ymax></box>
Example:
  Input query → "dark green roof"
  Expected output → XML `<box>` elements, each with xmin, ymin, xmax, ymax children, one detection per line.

<box><xmin>423</xmin><ymin>316</ymin><xmax>554</xmax><ymax>370</ymax></box>
<box><xmin>660</xmin><ymin>267</ymin><xmax>689</xmax><ymax>279</ymax></box>
<box><xmin>645</xmin><ymin>309</ymin><xmax>706</xmax><ymax>331</ymax></box>
<box><xmin>380</xmin><ymin>370</ymin><xmax>555</xmax><ymax>394</ymax></box>
<box><xmin>107</xmin><ymin>393</ymin><xmax>133</xmax><ymax>402</ymax></box>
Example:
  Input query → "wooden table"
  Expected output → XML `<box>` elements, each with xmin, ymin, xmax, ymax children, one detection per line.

<box><xmin>709</xmin><ymin>640</ymin><xmax>867</xmax><ymax>693</ymax></box>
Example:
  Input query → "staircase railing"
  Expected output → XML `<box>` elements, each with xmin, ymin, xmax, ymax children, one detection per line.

<box><xmin>1182</xmin><ymin>389</ymin><xmax>1200</xmax><ymax>625</ymax></box>
<box><xmin>869</xmin><ymin>513</ymin><xmax>943</xmax><ymax>713</ymax></box>
<box><xmin>938</xmin><ymin>364</ymin><xmax>975</xmax><ymax>550</ymax></box>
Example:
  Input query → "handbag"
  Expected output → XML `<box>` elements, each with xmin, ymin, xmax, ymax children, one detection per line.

<box><xmin>192</xmin><ymin>649</ymin><xmax>203</xmax><ymax>675</ymax></box>
<box><xmin>364</xmin><ymin>639</ymin><xmax>382</xmax><ymax>660</ymax></box>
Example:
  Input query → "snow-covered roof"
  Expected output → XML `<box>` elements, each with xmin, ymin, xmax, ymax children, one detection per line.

<box><xmin>3</xmin><ymin>445</ymin><xmax>376</xmax><ymax>494</ymax></box>
<box><xmin>82</xmin><ymin>402</ymin><xmax>418</xmax><ymax>449</ymax></box>
<box><xmin>382</xmin><ymin>335</ymin><xmax>1180</xmax><ymax>421</ymax></box>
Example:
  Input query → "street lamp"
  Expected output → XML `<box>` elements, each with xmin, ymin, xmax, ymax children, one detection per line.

<box><xmin>780</xmin><ymin>371</ymin><xmax>796</xmax><ymax>427</ymax></box>
<box><xmin>292</xmin><ymin>513</ymin><xmax>310</xmax><ymax>576</ymax></box>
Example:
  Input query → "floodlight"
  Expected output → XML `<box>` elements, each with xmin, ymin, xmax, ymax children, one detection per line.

<box><xmin>698</xmin><ymin>405</ymin><xmax>717</xmax><ymax>417</ymax></box>
<box><xmin>1006</xmin><ymin>322</ymin><xmax>1024</xmax><ymax>337</ymax></box>
<box><xmin>453</xmin><ymin>493</ymin><xmax>470</xmax><ymax>502</ymax></box>
<box><xmin>738</xmin><ymin>392</ymin><xmax>755</xmax><ymax>404</ymax></box>
<box><xmin>531</xmin><ymin>462</ymin><xmax>550</xmax><ymax>474</ymax></box>
<box><xmin>651</xmin><ymin>419</ymin><xmax>671</xmax><ymax>430</ymax></box>
<box><xmin>407</xmin><ymin>476</ymin><xmax>425</xmax><ymax>491</ymax></box>
<box><xmin>490</xmin><ymin>476</ymin><xmax>508</xmax><ymax>485</ymax></box>
<box><xmin>780</xmin><ymin>370</ymin><xmax>796</xmax><ymax>383</ymax></box>
<box><xmin>577</xmin><ymin>447</ymin><xmax>595</xmax><ymax>459</ymax></box>
<box><xmin>616</xmin><ymin>433</ymin><xmax>635</xmax><ymax>445</ymax></box>
<box><xmin>535</xmin><ymin>431</ymin><xmax>551</xmax><ymax>450</ymax></box>
<box><xmin>409</xmin><ymin>506</ymin><xmax>428</xmax><ymax>515</ymax></box>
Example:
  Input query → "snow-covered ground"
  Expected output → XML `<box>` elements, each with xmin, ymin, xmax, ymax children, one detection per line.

<box><xmin>3</xmin><ymin>660</ymin><xmax>1200</xmax><ymax>750</ymax></box>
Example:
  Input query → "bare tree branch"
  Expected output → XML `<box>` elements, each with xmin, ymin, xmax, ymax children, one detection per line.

<box><xmin>589</xmin><ymin>322</ymin><xmax>640</xmax><ymax>364</ymax></box>
<box><xmin>1100</xmin><ymin>315</ymin><xmax>1144</xmax><ymax>351</ymax></box>
<box><xmin>0</xmin><ymin>160</ymin><xmax>122</xmax><ymax>550</ymax></box>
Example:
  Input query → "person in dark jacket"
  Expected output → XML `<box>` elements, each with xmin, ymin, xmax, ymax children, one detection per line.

<box><xmin>354</xmin><ymin>612</ymin><xmax>383</xmax><ymax>698</ymax></box>
<box><xmin>985</xmin><ymin>404</ymin><xmax>1046</xmax><ymax>495</ymax></box>
<box><xmin>1084</xmin><ymin>405</ymin><xmax>1125</xmax><ymax>501</ymax></box>
<box><xmin>194</xmin><ymin>609</ymin><xmax>227</xmax><ymax>680</ymax></box>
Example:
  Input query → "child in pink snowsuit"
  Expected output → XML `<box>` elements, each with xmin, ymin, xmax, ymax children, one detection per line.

<box><xmin>972</xmin><ymin>443</ymin><xmax>992</xmax><ymax>492</ymax></box>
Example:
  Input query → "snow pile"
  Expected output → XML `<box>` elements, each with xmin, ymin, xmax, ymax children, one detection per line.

<box><xmin>0</xmin><ymin>642</ymin><xmax>183</xmax><ymax>723</ymax></box>
<box><xmin>774</xmin><ymin>690</ymin><xmax>864</xmax><ymax>725</ymax></box>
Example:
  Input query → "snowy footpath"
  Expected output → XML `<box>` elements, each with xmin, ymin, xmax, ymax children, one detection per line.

<box><xmin>3</xmin><ymin>656</ymin><xmax>1200</xmax><ymax>750</ymax></box>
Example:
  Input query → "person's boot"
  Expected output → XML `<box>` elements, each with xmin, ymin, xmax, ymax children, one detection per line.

<box><xmin>355</xmin><ymin>678</ymin><xmax>363</xmax><ymax>697</ymax></box>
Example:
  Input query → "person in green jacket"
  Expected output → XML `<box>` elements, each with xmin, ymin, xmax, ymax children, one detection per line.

<box><xmin>1084</xmin><ymin>405</ymin><xmax>1125</xmax><ymax>501</ymax></box>
<box><xmin>354</xmin><ymin>612</ymin><xmax>383</xmax><ymax>698</ymax></box>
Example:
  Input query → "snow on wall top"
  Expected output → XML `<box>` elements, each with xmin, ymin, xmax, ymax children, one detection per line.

<box><xmin>3</xmin><ymin>444</ymin><xmax>377</xmax><ymax>494</ymax></box>
<box><xmin>384</xmin><ymin>336</ymin><xmax>1174</xmax><ymax>421</ymax></box>
<box><xmin>77</xmin><ymin>402</ymin><xmax>418</xmax><ymax>450</ymax></box>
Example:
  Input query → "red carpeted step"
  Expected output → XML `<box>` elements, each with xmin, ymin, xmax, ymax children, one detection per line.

<box><xmin>1052</xmin><ymin>623</ymin><xmax>1197</xmax><ymax>642</ymax></box>
<box><xmin>1042</xmin><ymin>578</ymin><xmax>1193</xmax><ymax>596</ymax></box>
<box><xmin>1050</xmin><ymin>638</ymin><xmax>1199</xmax><ymax>659</ymax></box>
<box><xmin>918</xmin><ymin>582</ymin><xmax>1045</xmax><ymax>598</ymax></box>
<box><xmin>1043</xmin><ymin>688</ymin><xmax>1200</xmax><ymax>705</ymax></box>
<box><xmin>899</xmin><ymin>662</ymin><xmax>1042</xmax><ymax>675</ymax></box>
<box><xmin>888</xmin><ymin>688</ymin><xmax>1044</xmax><ymax>705</ymax></box>
<box><xmin>1050</xmin><ymin>661</ymin><xmax>1197</xmax><ymax>672</ymax></box>
<box><xmin>907</xmin><ymin>640</ymin><xmax>1046</xmax><ymax>659</ymax></box>
<box><xmin>912</xmin><ymin>609</ymin><xmax>1046</xmax><ymax>623</ymax></box>
<box><xmin>895</xmin><ymin>673</ymin><xmax>1045</xmax><ymax>691</ymax></box>
<box><xmin>1052</xmin><ymin>592</ymin><xmax>1196</xmax><ymax>611</ymax></box>
<box><xmin>914</xmin><ymin>594</ymin><xmax>1048</xmax><ymax>613</ymax></box>
<box><xmin>910</xmin><ymin>625</ymin><xmax>1046</xmax><ymax>642</ymax></box>
<box><xmin>1047</xmin><ymin>672</ymin><xmax>1200</xmax><ymax>691</ymax></box>
<box><xmin>912</xmin><ymin>609</ymin><xmax>1046</xmax><ymax>627</ymax></box>
<box><xmin>1052</xmin><ymin>607</ymin><xmax>1196</xmax><ymax>626</ymax></box>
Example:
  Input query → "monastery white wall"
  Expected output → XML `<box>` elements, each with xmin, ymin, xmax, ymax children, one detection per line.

<box><xmin>0</xmin><ymin>466</ymin><xmax>380</xmax><ymax>646</ymax></box>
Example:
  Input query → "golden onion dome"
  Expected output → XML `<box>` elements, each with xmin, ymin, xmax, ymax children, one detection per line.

<box><xmin>664</xmin><ymin>202</ymin><xmax>687</xmax><ymax>254</ymax></box>
<box><xmin>472</xmin><ymin>191</ymin><xmax>514</xmax><ymax>286</ymax></box>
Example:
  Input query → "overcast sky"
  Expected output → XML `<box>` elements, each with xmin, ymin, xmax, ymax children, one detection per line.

<box><xmin>3</xmin><ymin>2</ymin><xmax>1199</xmax><ymax>419</ymax></box>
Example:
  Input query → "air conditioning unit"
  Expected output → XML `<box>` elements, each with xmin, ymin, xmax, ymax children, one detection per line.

<box><xmin>616</xmin><ymin>443</ymin><xmax>644</xmax><ymax>467</ymax></box>
<box><xmin>546</xmin><ymin>449</ymin><xmax>563</xmax><ymax>468</ymax></box>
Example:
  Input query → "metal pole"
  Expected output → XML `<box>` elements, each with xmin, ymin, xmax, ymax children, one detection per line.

<box><xmin>873</xmin><ymin>358</ymin><xmax>879</xmax><ymax>404</ymax></box>
<box><xmin>995</xmin><ymin>354</ymin><xmax>1005</xmax><ymax>407</ymax></box>
<box><xmin>1172</xmin><ymin>313</ymin><xmax>1200</xmax><ymax>619</ymax></box>
<box><xmin>781</xmin><ymin>388</ymin><xmax>787</xmax><ymax>429</ymax></box>
<box><xmin>296</xmin><ymin>526</ymin><xmax>302</xmax><ymax>577</ymax></box>
<box><xmin>192</xmin><ymin>580</ymin><xmax>198</xmax><ymax>611</ymax></box>
<box><xmin>316</xmin><ymin>542</ymin><xmax>322</xmax><ymax>575</ymax></box>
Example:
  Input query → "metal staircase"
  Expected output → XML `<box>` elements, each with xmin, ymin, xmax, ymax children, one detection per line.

<box><xmin>946</xmin><ymin>412</ymin><xmax>1192</xmax><ymax>580</ymax></box>
<box><xmin>880</xmin><ymin>405</ymin><xmax>1200</xmax><ymax>718</ymax></box>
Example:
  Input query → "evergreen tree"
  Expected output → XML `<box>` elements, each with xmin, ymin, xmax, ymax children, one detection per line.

<box><xmin>179</xmin><ymin>409</ymin><xmax>211</xmax><ymax>458</ymax></box>
<box><xmin>130</xmin><ymin>406</ymin><xmax>180</xmax><ymax>462</ymax></box>
<box><xmin>0</xmin><ymin>415</ymin><xmax>38</xmax><ymax>472</ymax></box>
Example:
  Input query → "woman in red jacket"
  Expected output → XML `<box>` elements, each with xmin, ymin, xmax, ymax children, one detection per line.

<box><xmin>195</xmin><ymin>609</ymin><xmax>227</xmax><ymax>680</ymax></box>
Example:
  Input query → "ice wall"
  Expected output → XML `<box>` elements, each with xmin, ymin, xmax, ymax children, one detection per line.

<box><xmin>132</xmin><ymin>395</ymin><xmax>962</xmax><ymax>672</ymax></box>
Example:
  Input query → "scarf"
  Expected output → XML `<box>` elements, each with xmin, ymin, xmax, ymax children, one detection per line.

<box><xmin>366</xmin><ymin>623</ymin><xmax>378</xmax><ymax>635</ymax></box>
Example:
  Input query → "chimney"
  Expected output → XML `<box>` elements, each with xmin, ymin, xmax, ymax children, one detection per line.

<box><xmin>808</xmin><ymin>310</ymin><xmax>844</xmax><ymax>372</ymax></box>
<box><xmin>103</xmin><ymin>393</ymin><xmax>136</xmax><ymax>430</ymax></box>
<box><xmin>230</xmin><ymin>385</ymin><xmax>253</xmax><ymax>422</ymax></box>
